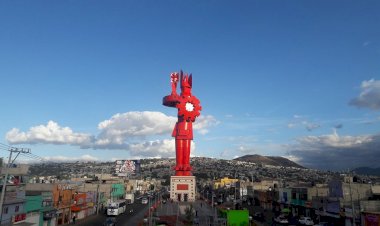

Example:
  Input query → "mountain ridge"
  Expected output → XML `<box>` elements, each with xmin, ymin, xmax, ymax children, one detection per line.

<box><xmin>353</xmin><ymin>167</ymin><xmax>380</xmax><ymax>176</ymax></box>
<box><xmin>233</xmin><ymin>154</ymin><xmax>305</xmax><ymax>168</ymax></box>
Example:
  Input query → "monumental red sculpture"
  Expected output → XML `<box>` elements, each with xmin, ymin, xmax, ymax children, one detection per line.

<box><xmin>163</xmin><ymin>71</ymin><xmax>202</xmax><ymax>176</ymax></box>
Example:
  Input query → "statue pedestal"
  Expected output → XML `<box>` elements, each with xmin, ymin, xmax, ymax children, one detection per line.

<box><xmin>170</xmin><ymin>176</ymin><xmax>196</xmax><ymax>202</ymax></box>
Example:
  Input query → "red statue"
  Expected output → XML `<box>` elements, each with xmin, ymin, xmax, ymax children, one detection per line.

<box><xmin>163</xmin><ymin>71</ymin><xmax>202</xmax><ymax>176</ymax></box>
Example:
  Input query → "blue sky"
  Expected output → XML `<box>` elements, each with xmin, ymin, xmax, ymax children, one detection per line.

<box><xmin>1</xmin><ymin>1</ymin><xmax>380</xmax><ymax>170</ymax></box>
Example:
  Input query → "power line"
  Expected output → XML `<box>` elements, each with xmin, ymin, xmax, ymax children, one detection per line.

<box><xmin>19</xmin><ymin>153</ymin><xmax>45</xmax><ymax>162</ymax></box>
<box><xmin>0</xmin><ymin>142</ymin><xmax>10</xmax><ymax>146</ymax></box>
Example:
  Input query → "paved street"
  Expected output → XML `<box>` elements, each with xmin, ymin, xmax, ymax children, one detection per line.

<box><xmin>71</xmin><ymin>202</ymin><xmax>149</xmax><ymax>226</ymax></box>
<box><xmin>60</xmin><ymin>198</ymin><xmax>277</xmax><ymax>226</ymax></box>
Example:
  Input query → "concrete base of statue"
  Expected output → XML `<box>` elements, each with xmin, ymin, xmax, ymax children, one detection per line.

<box><xmin>169</xmin><ymin>176</ymin><xmax>196</xmax><ymax>202</ymax></box>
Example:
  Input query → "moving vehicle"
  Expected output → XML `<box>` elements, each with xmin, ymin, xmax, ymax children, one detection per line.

<box><xmin>298</xmin><ymin>216</ymin><xmax>314</xmax><ymax>225</ymax></box>
<box><xmin>107</xmin><ymin>200</ymin><xmax>127</xmax><ymax>216</ymax></box>
<box><xmin>274</xmin><ymin>215</ymin><xmax>289</xmax><ymax>224</ymax></box>
<box><xmin>141</xmin><ymin>197</ymin><xmax>148</xmax><ymax>204</ymax></box>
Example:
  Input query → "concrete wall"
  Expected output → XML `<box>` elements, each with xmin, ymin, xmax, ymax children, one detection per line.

<box><xmin>1</xmin><ymin>164</ymin><xmax>29</xmax><ymax>175</ymax></box>
<box><xmin>26</xmin><ymin>183</ymin><xmax>55</xmax><ymax>191</ymax></box>
<box><xmin>26</xmin><ymin>212</ymin><xmax>40</xmax><ymax>226</ymax></box>
<box><xmin>360</xmin><ymin>200</ymin><xmax>380</xmax><ymax>213</ymax></box>
<box><xmin>372</xmin><ymin>185</ymin><xmax>380</xmax><ymax>195</ymax></box>
<box><xmin>341</xmin><ymin>183</ymin><xmax>372</xmax><ymax>206</ymax></box>
<box><xmin>308</xmin><ymin>185</ymin><xmax>329</xmax><ymax>200</ymax></box>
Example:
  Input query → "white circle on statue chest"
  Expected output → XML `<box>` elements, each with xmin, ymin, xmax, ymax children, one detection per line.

<box><xmin>186</xmin><ymin>102</ymin><xmax>194</xmax><ymax>112</ymax></box>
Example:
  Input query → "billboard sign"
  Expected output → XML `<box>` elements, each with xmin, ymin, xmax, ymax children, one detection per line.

<box><xmin>115</xmin><ymin>160</ymin><xmax>141</xmax><ymax>177</ymax></box>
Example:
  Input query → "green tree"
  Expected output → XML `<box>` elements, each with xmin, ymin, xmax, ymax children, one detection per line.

<box><xmin>161</xmin><ymin>175</ymin><xmax>170</xmax><ymax>186</ymax></box>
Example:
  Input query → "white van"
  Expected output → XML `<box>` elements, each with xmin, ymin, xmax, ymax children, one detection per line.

<box><xmin>141</xmin><ymin>197</ymin><xmax>148</xmax><ymax>204</ymax></box>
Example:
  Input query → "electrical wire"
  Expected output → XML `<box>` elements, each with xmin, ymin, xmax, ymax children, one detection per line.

<box><xmin>0</xmin><ymin>143</ymin><xmax>46</xmax><ymax>163</ymax></box>
<box><xmin>0</xmin><ymin>143</ymin><xmax>11</xmax><ymax>149</ymax></box>
<box><xmin>0</xmin><ymin>143</ymin><xmax>10</xmax><ymax>151</ymax></box>
<box><xmin>19</xmin><ymin>153</ymin><xmax>45</xmax><ymax>162</ymax></box>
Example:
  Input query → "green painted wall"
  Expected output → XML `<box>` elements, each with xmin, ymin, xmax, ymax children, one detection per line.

<box><xmin>111</xmin><ymin>184</ymin><xmax>125</xmax><ymax>200</ymax></box>
<box><xmin>26</xmin><ymin>192</ymin><xmax>55</xmax><ymax>226</ymax></box>
<box><xmin>25</xmin><ymin>195</ymin><xmax>42</xmax><ymax>212</ymax></box>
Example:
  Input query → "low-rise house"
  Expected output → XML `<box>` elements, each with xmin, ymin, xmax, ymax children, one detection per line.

<box><xmin>25</xmin><ymin>191</ymin><xmax>56</xmax><ymax>226</ymax></box>
<box><xmin>0</xmin><ymin>163</ymin><xmax>29</xmax><ymax>225</ymax></box>
<box><xmin>26</xmin><ymin>183</ymin><xmax>76</xmax><ymax>225</ymax></box>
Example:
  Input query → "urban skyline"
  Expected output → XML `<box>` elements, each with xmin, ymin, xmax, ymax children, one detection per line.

<box><xmin>1</xmin><ymin>1</ymin><xmax>380</xmax><ymax>170</ymax></box>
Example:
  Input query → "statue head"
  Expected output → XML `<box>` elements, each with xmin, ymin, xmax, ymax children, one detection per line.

<box><xmin>180</xmin><ymin>70</ymin><xmax>192</xmax><ymax>96</ymax></box>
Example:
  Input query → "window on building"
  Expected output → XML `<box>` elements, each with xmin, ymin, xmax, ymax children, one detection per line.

<box><xmin>15</xmin><ymin>205</ymin><xmax>19</xmax><ymax>212</ymax></box>
<box><xmin>3</xmin><ymin>207</ymin><xmax>8</xmax><ymax>214</ymax></box>
<box><xmin>42</xmin><ymin>200</ymin><xmax>52</xmax><ymax>207</ymax></box>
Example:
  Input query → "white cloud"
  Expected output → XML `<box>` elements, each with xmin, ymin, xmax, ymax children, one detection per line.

<box><xmin>283</xmin><ymin>155</ymin><xmax>302</xmax><ymax>163</ymax></box>
<box><xmin>237</xmin><ymin>145</ymin><xmax>259</xmax><ymax>154</ymax></box>
<box><xmin>302</xmin><ymin>121</ymin><xmax>320</xmax><ymax>132</ymax></box>
<box><xmin>96</xmin><ymin>111</ymin><xmax>176</xmax><ymax>146</ymax></box>
<box><xmin>128</xmin><ymin>139</ymin><xmax>195</xmax><ymax>158</ymax></box>
<box><xmin>285</xmin><ymin>130</ymin><xmax>380</xmax><ymax>170</ymax></box>
<box><xmin>287</xmin><ymin>117</ymin><xmax>320</xmax><ymax>131</ymax></box>
<box><xmin>42</xmin><ymin>154</ymin><xmax>98</xmax><ymax>162</ymax></box>
<box><xmin>5</xmin><ymin>111</ymin><xmax>212</xmax><ymax>159</ymax></box>
<box><xmin>350</xmin><ymin>79</ymin><xmax>380</xmax><ymax>110</ymax></box>
<box><xmin>129</xmin><ymin>139</ymin><xmax>175</xmax><ymax>157</ymax></box>
<box><xmin>6</xmin><ymin>121</ymin><xmax>93</xmax><ymax>146</ymax></box>
<box><xmin>296</xmin><ymin>129</ymin><xmax>372</xmax><ymax>148</ymax></box>
<box><xmin>193</xmin><ymin>115</ymin><xmax>219</xmax><ymax>135</ymax></box>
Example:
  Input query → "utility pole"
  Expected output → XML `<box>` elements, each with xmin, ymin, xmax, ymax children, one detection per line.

<box><xmin>148</xmin><ymin>195</ymin><xmax>152</xmax><ymax>226</ymax></box>
<box><xmin>349</xmin><ymin>176</ymin><xmax>356</xmax><ymax>226</ymax></box>
<box><xmin>96</xmin><ymin>168</ymin><xmax>105</xmax><ymax>215</ymax></box>
<box><xmin>0</xmin><ymin>147</ymin><xmax>31</xmax><ymax>222</ymax></box>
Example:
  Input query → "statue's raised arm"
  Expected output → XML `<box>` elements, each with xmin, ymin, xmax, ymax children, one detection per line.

<box><xmin>163</xmin><ymin>72</ymin><xmax>181</xmax><ymax>108</ymax></box>
<box><xmin>170</xmin><ymin>72</ymin><xmax>179</xmax><ymax>95</ymax></box>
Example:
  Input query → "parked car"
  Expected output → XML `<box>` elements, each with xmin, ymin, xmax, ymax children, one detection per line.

<box><xmin>274</xmin><ymin>215</ymin><xmax>289</xmax><ymax>224</ymax></box>
<box><xmin>253</xmin><ymin>212</ymin><xmax>265</xmax><ymax>222</ymax></box>
<box><xmin>103</xmin><ymin>217</ymin><xmax>117</xmax><ymax>226</ymax></box>
<box><xmin>298</xmin><ymin>216</ymin><xmax>314</xmax><ymax>225</ymax></box>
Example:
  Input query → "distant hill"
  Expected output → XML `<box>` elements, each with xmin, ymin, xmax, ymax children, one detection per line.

<box><xmin>353</xmin><ymin>167</ymin><xmax>380</xmax><ymax>176</ymax></box>
<box><xmin>233</xmin><ymin>154</ymin><xmax>305</xmax><ymax>168</ymax></box>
